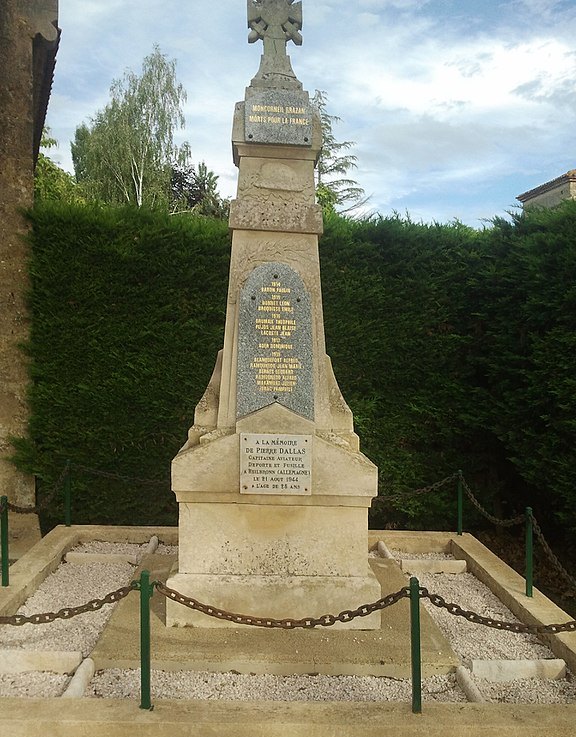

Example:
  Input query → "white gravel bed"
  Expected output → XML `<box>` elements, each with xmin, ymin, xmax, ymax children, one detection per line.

<box><xmin>71</xmin><ymin>541</ymin><xmax>177</xmax><ymax>556</ymax></box>
<box><xmin>475</xmin><ymin>675</ymin><xmax>576</xmax><ymax>703</ymax></box>
<box><xmin>71</xmin><ymin>541</ymin><xmax>147</xmax><ymax>556</ymax></box>
<box><xmin>418</xmin><ymin>572</ymin><xmax>552</xmax><ymax>661</ymax></box>
<box><xmin>390</xmin><ymin>550</ymin><xmax>455</xmax><ymax>560</ymax></box>
<box><xmin>88</xmin><ymin>669</ymin><xmax>466</xmax><ymax>703</ymax></box>
<box><xmin>0</xmin><ymin>560</ymin><xmax>136</xmax><ymax>655</ymax></box>
<box><xmin>156</xmin><ymin>543</ymin><xmax>178</xmax><ymax>555</ymax></box>
<box><xmin>0</xmin><ymin>672</ymin><xmax>70</xmax><ymax>698</ymax></box>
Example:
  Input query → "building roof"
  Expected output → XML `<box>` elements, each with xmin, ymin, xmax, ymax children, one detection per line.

<box><xmin>33</xmin><ymin>24</ymin><xmax>60</xmax><ymax>165</ymax></box>
<box><xmin>516</xmin><ymin>170</ymin><xmax>576</xmax><ymax>203</ymax></box>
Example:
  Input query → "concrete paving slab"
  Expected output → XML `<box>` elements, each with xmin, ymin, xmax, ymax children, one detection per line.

<box><xmin>0</xmin><ymin>698</ymin><xmax>575</xmax><ymax>737</ymax></box>
<box><xmin>2</xmin><ymin>526</ymin><xmax>576</xmax><ymax>736</ymax></box>
<box><xmin>90</xmin><ymin>553</ymin><xmax>459</xmax><ymax>677</ymax></box>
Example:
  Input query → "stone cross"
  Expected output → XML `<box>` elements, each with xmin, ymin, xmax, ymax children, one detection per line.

<box><xmin>248</xmin><ymin>0</ymin><xmax>303</xmax><ymax>57</ymax></box>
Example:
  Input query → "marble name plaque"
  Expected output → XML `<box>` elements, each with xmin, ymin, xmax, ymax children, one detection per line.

<box><xmin>240</xmin><ymin>433</ymin><xmax>312</xmax><ymax>495</ymax></box>
<box><xmin>245</xmin><ymin>90</ymin><xmax>312</xmax><ymax>146</ymax></box>
<box><xmin>237</xmin><ymin>262</ymin><xmax>314</xmax><ymax>420</ymax></box>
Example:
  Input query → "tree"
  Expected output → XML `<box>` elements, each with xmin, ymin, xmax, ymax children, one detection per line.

<box><xmin>312</xmin><ymin>90</ymin><xmax>367</xmax><ymax>213</ymax></box>
<box><xmin>170</xmin><ymin>161</ymin><xmax>229</xmax><ymax>218</ymax></box>
<box><xmin>35</xmin><ymin>129</ymin><xmax>81</xmax><ymax>203</ymax></box>
<box><xmin>71</xmin><ymin>46</ymin><xmax>190</xmax><ymax>208</ymax></box>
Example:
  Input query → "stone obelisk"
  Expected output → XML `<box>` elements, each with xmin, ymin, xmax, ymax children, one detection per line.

<box><xmin>166</xmin><ymin>0</ymin><xmax>380</xmax><ymax>628</ymax></box>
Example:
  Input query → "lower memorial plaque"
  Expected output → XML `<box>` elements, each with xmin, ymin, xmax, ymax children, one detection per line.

<box><xmin>240</xmin><ymin>433</ymin><xmax>312</xmax><ymax>495</ymax></box>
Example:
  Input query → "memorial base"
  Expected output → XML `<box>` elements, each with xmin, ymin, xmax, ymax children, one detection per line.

<box><xmin>165</xmin><ymin>569</ymin><xmax>382</xmax><ymax>629</ymax></box>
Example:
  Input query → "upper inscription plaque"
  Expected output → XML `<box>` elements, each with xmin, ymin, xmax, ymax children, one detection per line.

<box><xmin>237</xmin><ymin>262</ymin><xmax>314</xmax><ymax>419</ymax></box>
<box><xmin>245</xmin><ymin>90</ymin><xmax>312</xmax><ymax>146</ymax></box>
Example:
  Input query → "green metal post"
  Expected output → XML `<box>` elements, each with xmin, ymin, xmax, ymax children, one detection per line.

<box><xmin>525</xmin><ymin>507</ymin><xmax>533</xmax><ymax>598</ymax></box>
<box><xmin>457</xmin><ymin>470</ymin><xmax>463</xmax><ymax>536</ymax></box>
<box><xmin>64</xmin><ymin>460</ymin><xmax>71</xmax><ymax>527</ymax></box>
<box><xmin>409</xmin><ymin>576</ymin><xmax>422</xmax><ymax>714</ymax></box>
<box><xmin>139</xmin><ymin>570</ymin><xmax>154</xmax><ymax>710</ymax></box>
<box><xmin>1</xmin><ymin>496</ymin><xmax>9</xmax><ymax>587</ymax></box>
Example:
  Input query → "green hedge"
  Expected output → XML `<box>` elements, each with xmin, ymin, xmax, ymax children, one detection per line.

<box><xmin>14</xmin><ymin>200</ymin><xmax>576</xmax><ymax>535</ymax></box>
<box><xmin>18</xmin><ymin>203</ymin><xmax>229</xmax><ymax>528</ymax></box>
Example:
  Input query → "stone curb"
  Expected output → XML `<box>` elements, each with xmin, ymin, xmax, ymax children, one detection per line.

<box><xmin>455</xmin><ymin>665</ymin><xmax>485</xmax><ymax>703</ymax></box>
<box><xmin>0</xmin><ymin>650</ymin><xmax>82</xmax><ymax>674</ymax></box>
<box><xmin>62</xmin><ymin>657</ymin><xmax>95</xmax><ymax>698</ymax></box>
<box><xmin>468</xmin><ymin>658</ymin><xmax>566</xmax><ymax>682</ymax></box>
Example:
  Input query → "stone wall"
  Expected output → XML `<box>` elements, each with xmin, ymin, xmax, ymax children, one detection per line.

<box><xmin>0</xmin><ymin>0</ymin><xmax>58</xmax><ymax>505</ymax></box>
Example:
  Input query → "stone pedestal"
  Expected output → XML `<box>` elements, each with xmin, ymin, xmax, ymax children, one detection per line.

<box><xmin>166</xmin><ymin>23</ymin><xmax>380</xmax><ymax>628</ymax></box>
<box><xmin>167</xmin><ymin>405</ymin><xmax>380</xmax><ymax>628</ymax></box>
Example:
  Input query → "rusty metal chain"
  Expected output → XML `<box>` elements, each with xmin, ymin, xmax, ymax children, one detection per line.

<box><xmin>6</xmin><ymin>463</ymin><xmax>70</xmax><ymax>515</ymax></box>
<box><xmin>459</xmin><ymin>474</ymin><xmax>525</xmax><ymax>528</ymax></box>
<box><xmin>373</xmin><ymin>472</ymin><xmax>460</xmax><ymax>505</ymax></box>
<box><xmin>72</xmin><ymin>463</ymin><xmax>169</xmax><ymax>487</ymax></box>
<box><xmin>156</xmin><ymin>581</ymin><xmax>410</xmax><ymax>628</ymax></box>
<box><xmin>2</xmin><ymin>577</ymin><xmax>575</xmax><ymax>636</ymax></box>
<box><xmin>0</xmin><ymin>582</ymin><xmax>137</xmax><ymax>626</ymax></box>
<box><xmin>421</xmin><ymin>586</ymin><xmax>576</xmax><ymax>634</ymax></box>
<box><xmin>532</xmin><ymin>516</ymin><xmax>576</xmax><ymax>591</ymax></box>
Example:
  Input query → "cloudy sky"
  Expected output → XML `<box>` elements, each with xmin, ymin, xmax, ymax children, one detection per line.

<box><xmin>46</xmin><ymin>0</ymin><xmax>576</xmax><ymax>227</ymax></box>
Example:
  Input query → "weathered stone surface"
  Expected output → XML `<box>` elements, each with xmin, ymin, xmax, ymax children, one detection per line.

<box><xmin>237</xmin><ymin>262</ymin><xmax>314</xmax><ymax>420</ymax></box>
<box><xmin>247</xmin><ymin>0</ymin><xmax>303</xmax><ymax>90</ymax></box>
<box><xmin>0</xmin><ymin>0</ymin><xmax>58</xmax><ymax>506</ymax></box>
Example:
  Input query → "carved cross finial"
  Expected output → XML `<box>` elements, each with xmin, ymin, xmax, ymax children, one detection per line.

<box><xmin>247</xmin><ymin>0</ymin><xmax>303</xmax><ymax>57</ymax></box>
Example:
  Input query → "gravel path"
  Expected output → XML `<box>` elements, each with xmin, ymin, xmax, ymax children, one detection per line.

<box><xmin>88</xmin><ymin>669</ymin><xmax>466</xmax><ymax>702</ymax></box>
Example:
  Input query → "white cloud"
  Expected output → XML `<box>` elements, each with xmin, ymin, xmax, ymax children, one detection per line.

<box><xmin>44</xmin><ymin>0</ymin><xmax>576</xmax><ymax>225</ymax></box>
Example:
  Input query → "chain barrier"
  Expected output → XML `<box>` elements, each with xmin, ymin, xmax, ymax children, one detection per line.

<box><xmin>532</xmin><ymin>516</ymin><xmax>576</xmax><ymax>591</ymax></box>
<box><xmin>458</xmin><ymin>473</ymin><xmax>525</xmax><ymax>528</ymax></box>
<box><xmin>71</xmin><ymin>463</ymin><xmax>169</xmax><ymax>488</ymax></box>
<box><xmin>6</xmin><ymin>463</ymin><xmax>70</xmax><ymax>515</ymax></box>
<box><xmin>421</xmin><ymin>586</ymin><xmax>576</xmax><ymax>634</ymax></box>
<box><xmin>155</xmin><ymin>581</ymin><xmax>410</xmax><ymax>628</ymax></box>
<box><xmin>4</xmin><ymin>462</ymin><xmax>168</xmax><ymax>516</ymax></box>
<box><xmin>372</xmin><ymin>472</ymin><xmax>460</xmax><ymax>505</ymax></box>
<box><xmin>1</xmin><ymin>578</ymin><xmax>575</xmax><ymax>635</ymax></box>
<box><xmin>0</xmin><ymin>582</ymin><xmax>137</xmax><ymax>626</ymax></box>
<box><xmin>460</xmin><ymin>475</ymin><xmax>576</xmax><ymax>594</ymax></box>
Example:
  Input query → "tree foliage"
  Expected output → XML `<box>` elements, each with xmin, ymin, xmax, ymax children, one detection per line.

<box><xmin>312</xmin><ymin>90</ymin><xmax>366</xmax><ymax>213</ymax></box>
<box><xmin>71</xmin><ymin>46</ymin><xmax>190</xmax><ymax>208</ymax></box>
<box><xmin>35</xmin><ymin>130</ymin><xmax>81</xmax><ymax>204</ymax></box>
<box><xmin>170</xmin><ymin>161</ymin><xmax>229</xmax><ymax>218</ymax></box>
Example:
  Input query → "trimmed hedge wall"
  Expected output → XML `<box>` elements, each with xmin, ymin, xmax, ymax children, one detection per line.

<box><xmin>15</xmin><ymin>200</ymin><xmax>576</xmax><ymax>535</ymax></box>
<box><xmin>19</xmin><ymin>204</ymin><xmax>229</xmax><ymax>528</ymax></box>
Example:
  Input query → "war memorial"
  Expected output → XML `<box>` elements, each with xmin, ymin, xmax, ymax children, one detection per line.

<box><xmin>0</xmin><ymin>1</ymin><xmax>575</xmax><ymax>735</ymax></box>
<box><xmin>165</xmin><ymin>0</ymin><xmax>381</xmax><ymax>629</ymax></box>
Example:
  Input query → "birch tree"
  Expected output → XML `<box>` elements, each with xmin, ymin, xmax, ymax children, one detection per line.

<box><xmin>72</xmin><ymin>46</ymin><xmax>190</xmax><ymax>208</ymax></box>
